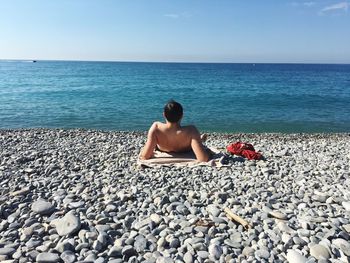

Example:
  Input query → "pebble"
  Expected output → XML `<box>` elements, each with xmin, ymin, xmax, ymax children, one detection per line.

<box><xmin>207</xmin><ymin>204</ymin><xmax>221</xmax><ymax>217</ymax></box>
<box><xmin>269</xmin><ymin>210</ymin><xmax>287</xmax><ymax>220</ymax></box>
<box><xmin>122</xmin><ymin>245</ymin><xmax>137</xmax><ymax>258</ymax></box>
<box><xmin>277</xmin><ymin>222</ymin><xmax>294</xmax><ymax>234</ymax></box>
<box><xmin>197</xmin><ymin>251</ymin><xmax>209</xmax><ymax>259</ymax></box>
<box><xmin>255</xmin><ymin>249</ymin><xmax>270</xmax><ymax>259</ymax></box>
<box><xmin>183</xmin><ymin>251</ymin><xmax>193</xmax><ymax>263</ymax></box>
<box><xmin>31</xmin><ymin>199</ymin><xmax>55</xmax><ymax>215</ymax></box>
<box><xmin>108</xmin><ymin>246</ymin><xmax>122</xmax><ymax>257</ymax></box>
<box><xmin>10</xmin><ymin>187</ymin><xmax>30</xmax><ymax>196</ymax></box>
<box><xmin>60</xmin><ymin>251</ymin><xmax>76</xmax><ymax>263</ymax></box>
<box><xmin>342</xmin><ymin>201</ymin><xmax>350</xmax><ymax>212</ymax></box>
<box><xmin>286</xmin><ymin>250</ymin><xmax>307</xmax><ymax>263</ymax></box>
<box><xmin>36</xmin><ymin>252</ymin><xmax>60</xmax><ymax>263</ymax></box>
<box><xmin>242</xmin><ymin>246</ymin><xmax>254</xmax><ymax>256</ymax></box>
<box><xmin>134</xmin><ymin>236</ymin><xmax>147</xmax><ymax>252</ymax></box>
<box><xmin>309</xmin><ymin>244</ymin><xmax>330</xmax><ymax>260</ymax></box>
<box><xmin>0</xmin><ymin>247</ymin><xmax>15</xmax><ymax>256</ymax></box>
<box><xmin>208</xmin><ymin>243</ymin><xmax>223</xmax><ymax>259</ymax></box>
<box><xmin>332</xmin><ymin>238</ymin><xmax>350</xmax><ymax>256</ymax></box>
<box><xmin>150</xmin><ymin>214</ymin><xmax>162</xmax><ymax>225</ymax></box>
<box><xmin>50</xmin><ymin>211</ymin><xmax>81</xmax><ymax>236</ymax></box>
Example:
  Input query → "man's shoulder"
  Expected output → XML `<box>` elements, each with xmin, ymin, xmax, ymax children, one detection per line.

<box><xmin>151</xmin><ymin>121</ymin><xmax>164</xmax><ymax>127</ymax></box>
<box><xmin>182</xmin><ymin>125</ymin><xmax>199</xmax><ymax>133</ymax></box>
<box><xmin>150</xmin><ymin>121</ymin><xmax>164</xmax><ymax>131</ymax></box>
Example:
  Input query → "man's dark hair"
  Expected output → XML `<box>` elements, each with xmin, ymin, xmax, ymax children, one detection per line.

<box><xmin>164</xmin><ymin>100</ymin><xmax>183</xmax><ymax>123</ymax></box>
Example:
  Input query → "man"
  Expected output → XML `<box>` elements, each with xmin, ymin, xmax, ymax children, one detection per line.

<box><xmin>140</xmin><ymin>100</ymin><xmax>210</xmax><ymax>162</ymax></box>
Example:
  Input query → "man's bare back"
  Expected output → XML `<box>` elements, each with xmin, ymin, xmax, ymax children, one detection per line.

<box><xmin>141</xmin><ymin>100</ymin><xmax>210</xmax><ymax>162</ymax></box>
<box><xmin>140</xmin><ymin>121</ymin><xmax>209</xmax><ymax>162</ymax></box>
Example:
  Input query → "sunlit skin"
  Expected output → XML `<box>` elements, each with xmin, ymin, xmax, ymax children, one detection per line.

<box><xmin>141</xmin><ymin>113</ymin><xmax>209</xmax><ymax>162</ymax></box>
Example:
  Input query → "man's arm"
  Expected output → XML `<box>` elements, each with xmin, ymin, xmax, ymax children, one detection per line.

<box><xmin>190</xmin><ymin>127</ymin><xmax>210</xmax><ymax>162</ymax></box>
<box><xmin>140</xmin><ymin>122</ymin><xmax>158</xmax><ymax>160</ymax></box>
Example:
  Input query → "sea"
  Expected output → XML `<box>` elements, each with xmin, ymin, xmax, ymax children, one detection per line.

<box><xmin>0</xmin><ymin>60</ymin><xmax>349</xmax><ymax>133</ymax></box>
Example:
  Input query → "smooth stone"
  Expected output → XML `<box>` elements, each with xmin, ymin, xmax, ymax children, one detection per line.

<box><xmin>262</xmin><ymin>206</ymin><xmax>272</xmax><ymax>213</ymax></box>
<box><xmin>197</xmin><ymin>251</ymin><xmax>209</xmax><ymax>259</ymax></box>
<box><xmin>134</xmin><ymin>236</ymin><xmax>147</xmax><ymax>252</ymax></box>
<box><xmin>150</xmin><ymin>214</ymin><xmax>161</xmax><ymax>225</ymax></box>
<box><xmin>224</xmin><ymin>239</ymin><xmax>241</xmax><ymax>248</ymax></box>
<box><xmin>332</xmin><ymin>238</ymin><xmax>350</xmax><ymax>256</ymax></box>
<box><xmin>68</xmin><ymin>201</ymin><xmax>84</xmax><ymax>209</ymax></box>
<box><xmin>92</xmin><ymin>240</ymin><xmax>103</xmax><ymax>251</ymax></box>
<box><xmin>0</xmin><ymin>247</ymin><xmax>15</xmax><ymax>256</ymax></box>
<box><xmin>27</xmin><ymin>250</ymin><xmax>39</xmax><ymax>261</ymax></box>
<box><xmin>207</xmin><ymin>204</ymin><xmax>221</xmax><ymax>217</ymax></box>
<box><xmin>343</xmin><ymin>224</ymin><xmax>350</xmax><ymax>233</ymax></box>
<box><xmin>51</xmin><ymin>211</ymin><xmax>81</xmax><ymax>236</ymax></box>
<box><xmin>183</xmin><ymin>251</ymin><xmax>193</xmax><ymax>263</ymax></box>
<box><xmin>208</xmin><ymin>243</ymin><xmax>223</xmax><ymax>260</ymax></box>
<box><xmin>309</xmin><ymin>244</ymin><xmax>330</xmax><ymax>260</ymax></box>
<box><xmin>297</xmin><ymin>229</ymin><xmax>310</xmax><ymax>237</ymax></box>
<box><xmin>84</xmin><ymin>254</ymin><xmax>96</xmax><ymax>261</ymax></box>
<box><xmin>55</xmin><ymin>241</ymin><xmax>75</xmax><ymax>253</ymax></box>
<box><xmin>122</xmin><ymin>245</ymin><xmax>137</xmax><ymax>258</ymax></box>
<box><xmin>255</xmin><ymin>249</ymin><xmax>270</xmax><ymax>259</ymax></box>
<box><xmin>133</xmin><ymin>218</ymin><xmax>151</xmax><ymax>230</ymax></box>
<box><xmin>108</xmin><ymin>246</ymin><xmax>122</xmax><ymax>257</ymax></box>
<box><xmin>157</xmin><ymin>237</ymin><xmax>166</xmax><ymax>248</ymax></box>
<box><xmin>12</xmin><ymin>250</ymin><xmax>22</xmax><ymax>259</ymax></box>
<box><xmin>10</xmin><ymin>187</ymin><xmax>30</xmax><ymax>196</ymax></box>
<box><xmin>169</xmin><ymin>238</ymin><xmax>180</xmax><ymax>249</ymax></box>
<box><xmin>25</xmin><ymin>239</ymin><xmax>42</xmax><ymax>248</ymax></box>
<box><xmin>242</xmin><ymin>246</ymin><xmax>254</xmax><ymax>256</ymax></box>
<box><xmin>342</xmin><ymin>201</ymin><xmax>350</xmax><ymax>212</ymax></box>
<box><xmin>277</xmin><ymin>222</ymin><xmax>294</xmax><ymax>234</ymax></box>
<box><xmin>36</xmin><ymin>252</ymin><xmax>60</xmax><ymax>263</ymax></box>
<box><xmin>97</xmin><ymin>232</ymin><xmax>108</xmax><ymax>246</ymax></box>
<box><xmin>60</xmin><ymin>251</ymin><xmax>76</xmax><ymax>263</ymax></box>
<box><xmin>31</xmin><ymin>199</ymin><xmax>54</xmax><ymax>215</ymax></box>
<box><xmin>286</xmin><ymin>250</ymin><xmax>307</xmax><ymax>263</ymax></box>
<box><xmin>96</xmin><ymin>224</ymin><xmax>111</xmax><ymax>233</ymax></box>
<box><xmin>269</xmin><ymin>210</ymin><xmax>287</xmax><ymax>220</ymax></box>
<box><xmin>75</xmin><ymin>242</ymin><xmax>89</xmax><ymax>251</ymax></box>
<box><xmin>156</xmin><ymin>257</ymin><xmax>174</xmax><ymax>263</ymax></box>
<box><xmin>95</xmin><ymin>257</ymin><xmax>105</xmax><ymax>263</ymax></box>
<box><xmin>230</xmin><ymin>232</ymin><xmax>242</xmax><ymax>242</ymax></box>
<box><xmin>281</xmin><ymin>233</ymin><xmax>292</xmax><ymax>244</ymax></box>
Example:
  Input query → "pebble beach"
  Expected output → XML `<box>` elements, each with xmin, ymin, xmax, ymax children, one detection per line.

<box><xmin>1</xmin><ymin>129</ymin><xmax>350</xmax><ymax>263</ymax></box>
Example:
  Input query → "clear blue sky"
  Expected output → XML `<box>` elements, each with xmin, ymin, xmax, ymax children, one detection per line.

<box><xmin>1</xmin><ymin>0</ymin><xmax>349</xmax><ymax>63</ymax></box>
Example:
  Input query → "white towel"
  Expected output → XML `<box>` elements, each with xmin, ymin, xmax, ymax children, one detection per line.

<box><xmin>137</xmin><ymin>147</ymin><xmax>228</xmax><ymax>168</ymax></box>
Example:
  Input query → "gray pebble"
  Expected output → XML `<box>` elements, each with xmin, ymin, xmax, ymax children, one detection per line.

<box><xmin>31</xmin><ymin>199</ymin><xmax>55</xmax><ymax>215</ymax></box>
<box><xmin>50</xmin><ymin>211</ymin><xmax>81</xmax><ymax>236</ymax></box>
<box><xmin>36</xmin><ymin>252</ymin><xmax>60</xmax><ymax>263</ymax></box>
<box><xmin>60</xmin><ymin>250</ymin><xmax>76</xmax><ymax>263</ymax></box>
<box><xmin>309</xmin><ymin>244</ymin><xmax>330</xmax><ymax>260</ymax></box>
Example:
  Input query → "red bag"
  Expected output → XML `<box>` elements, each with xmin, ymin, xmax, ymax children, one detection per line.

<box><xmin>226</xmin><ymin>142</ymin><xmax>262</xmax><ymax>160</ymax></box>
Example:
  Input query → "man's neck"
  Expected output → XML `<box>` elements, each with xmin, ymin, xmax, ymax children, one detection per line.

<box><xmin>165</xmin><ymin>121</ymin><xmax>181</xmax><ymax>129</ymax></box>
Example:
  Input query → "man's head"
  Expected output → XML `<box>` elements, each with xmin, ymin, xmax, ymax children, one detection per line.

<box><xmin>163</xmin><ymin>100</ymin><xmax>183</xmax><ymax>123</ymax></box>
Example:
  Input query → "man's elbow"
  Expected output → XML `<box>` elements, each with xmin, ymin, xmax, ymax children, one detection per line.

<box><xmin>140</xmin><ymin>153</ymin><xmax>150</xmax><ymax>160</ymax></box>
<box><xmin>140</xmin><ymin>150</ymin><xmax>153</xmax><ymax>160</ymax></box>
<box><xmin>197</xmin><ymin>154</ymin><xmax>210</xmax><ymax>162</ymax></box>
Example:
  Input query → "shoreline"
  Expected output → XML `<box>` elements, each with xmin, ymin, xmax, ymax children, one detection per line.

<box><xmin>1</xmin><ymin>127</ymin><xmax>350</xmax><ymax>134</ymax></box>
<box><xmin>0</xmin><ymin>129</ymin><xmax>349</xmax><ymax>262</ymax></box>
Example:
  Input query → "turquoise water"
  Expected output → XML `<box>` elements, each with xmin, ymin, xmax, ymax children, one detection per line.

<box><xmin>0</xmin><ymin>61</ymin><xmax>349</xmax><ymax>133</ymax></box>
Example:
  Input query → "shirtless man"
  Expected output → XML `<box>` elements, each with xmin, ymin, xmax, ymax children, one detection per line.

<box><xmin>140</xmin><ymin>100</ymin><xmax>210</xmax><ymax>162</ymax></box>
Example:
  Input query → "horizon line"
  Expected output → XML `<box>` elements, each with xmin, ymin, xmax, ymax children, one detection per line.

<box><xmin>1</xmin><ymin>58</ymin><xmax>350</xmax><ymax>65</ymax></box>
